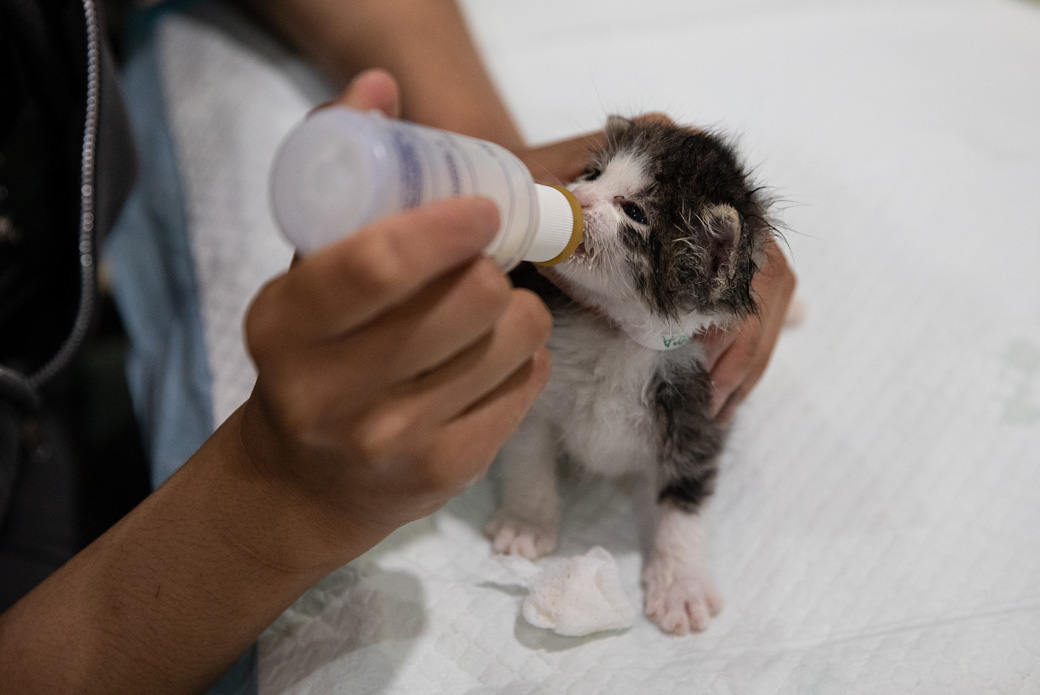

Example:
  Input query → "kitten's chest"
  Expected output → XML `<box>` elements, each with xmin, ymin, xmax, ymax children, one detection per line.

<box><xmin>542</xmin><ymin>317</ymin><xmax>665</xmax><ymax>476</ymax></box>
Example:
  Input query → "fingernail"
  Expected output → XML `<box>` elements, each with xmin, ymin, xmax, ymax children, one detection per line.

<box><xmin>339</xmin><ymin>69</ymin><xmax>395</xmax><ymax>111</ymax></box>
<box><xmin>346</xmin><ymin>69</ymin><xmax>384</xmax><ymax>93</ymax></box>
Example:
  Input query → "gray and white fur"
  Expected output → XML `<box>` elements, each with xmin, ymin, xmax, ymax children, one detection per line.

<box><xmin>486</xmin><ymin>116</ymin><xmax>775</xmax><ymax>635</ymax></box>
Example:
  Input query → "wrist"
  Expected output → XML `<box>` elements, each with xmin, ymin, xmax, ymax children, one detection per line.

<box><xmin>202</xmin><ymin>404</ymin><xmax>392</xmax><ymax>576</ymax></box>
<box><xmin>0</xmin><ymin>403</ymin><xmax>391</xmax><ymax>692</ymax></box>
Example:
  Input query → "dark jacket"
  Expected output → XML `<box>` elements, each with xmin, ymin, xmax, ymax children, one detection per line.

<box><xmin>0</xmin><ymin>0</ymin><xmax>136</xmax><ymax>608</ymax></box>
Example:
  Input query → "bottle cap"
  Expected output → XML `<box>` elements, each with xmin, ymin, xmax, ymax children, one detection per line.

<box><xmin>530</xmin><ymin>185</ymin><xmax>584</xmax><ymax>265</ymax></box>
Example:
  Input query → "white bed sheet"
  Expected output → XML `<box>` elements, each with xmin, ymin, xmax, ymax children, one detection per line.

<box><xmin>151</xmin><ymin>1</ymin><xmax>1040</xmax><ymax>692</ymax></box>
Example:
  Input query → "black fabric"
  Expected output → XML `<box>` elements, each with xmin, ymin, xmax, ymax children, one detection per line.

<box><xmin>94</xmin><ymin>31</ymin><xmax>137</xmax><ymax>250</ymax></box>
<box><xmin>0</xmin><ymin>0</ymin><xmax>87</xmax><ymax>378</ymax></box>
<box><xmin>0</xmin><ymin>0</ymin><xmax>143</xmax><ymax>611</ymax></box>
<box><xmin>0</xmin><ymin>383</ymin><xmax>80</xmax><ymax>609</ymax></box>
<box><xmin>0</xmin><ymin>0</ymin><xmax>136</xmax><ymax>378</ymax></box>
<box><xmin>0</xmin><ymin>401</ymin><xmax>20</xmax><ymax>530</ymax></box>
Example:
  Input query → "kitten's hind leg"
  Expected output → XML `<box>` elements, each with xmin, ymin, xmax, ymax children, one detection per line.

<box><xmin>643</xmin><ymin>504</ymin><xmax>722</xmax><ymax>635</ymax></box>
<box><xmin>485</xmin><ymin>417</ymin><xmax>560</xmax><ymax>559</ymax></box>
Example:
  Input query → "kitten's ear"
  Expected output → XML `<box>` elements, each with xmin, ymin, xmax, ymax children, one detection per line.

<box><xmin>703</xmin><ymin>204</ymin><xmax>743</xmax><ymax>298</ymax></box>
<box><xmin>606</xmin><ymin>115</ymin><xmax>634</xmax><ymax>143</ymax></box>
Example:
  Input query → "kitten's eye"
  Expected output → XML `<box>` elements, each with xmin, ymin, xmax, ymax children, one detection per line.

<box><xmin>582</xmin><ymin>167</ymin><xmax>601</xmax><ymax>181</ymax></box>
<box><xmin>621</xmin><ymin>202</ymin><xmax>648</xmax><ymax>225</ymax></box>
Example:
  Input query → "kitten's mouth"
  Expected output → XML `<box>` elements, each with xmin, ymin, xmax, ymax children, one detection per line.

<box><xmin>560</xmin><ymin>214</ymin><xmax>603</xmax><ymax>270</ymax></box>
<box><xmin>567</xmin><ymin>242</ymin><xmax>595</xmax><ymax>267</ymax></box>
<box><xmin>567</xmin><ymin>233</ymin><xmax>598</xmax><ymax>266</ymax></box>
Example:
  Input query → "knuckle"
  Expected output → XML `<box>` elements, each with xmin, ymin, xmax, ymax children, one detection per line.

<box><xmin>244</xmin><ymin>280</ymin><xmax>287</xmax><ymax>363</ymax></box>
<box><xmin>530</xmin><ymin>347</ymin><xmax>553</xmax><ymax>386</ymax></box>
<box><xmin>255</xmin><ymin>373</ymin><xmax>321</xmax><ymax>444</ymax></box>
<box><xmin>277</xmin><ymin>400</ymin><xmax>318</xmax><ymax>445</ymax></box>
<box><xmin>509</xmin><ymin>289</ymin><xmax>554</xmax><ymax>346</ymax></box>
<box><xmin>467</xmin><ymin>259</ymin><xmax>512</xmax><ymax>309</ymax></box>
<box><xmin>349</xmin><ymin>407</ymin><xmax>413</xmax><ymax>463</ymax></box>
<box><xmin>416</xmin><ymin>449</ymin><xmax>478</xmax><ymax>496</ymax></box>
<box><xmin>342</xmin><ymin>233</ymin><xmax>411</xmax><ymax>299</ymax></box>
<box><xmin>417</xmin><ymin>462</ymin><xmax>458</xmax><ymax>495</ymax></box>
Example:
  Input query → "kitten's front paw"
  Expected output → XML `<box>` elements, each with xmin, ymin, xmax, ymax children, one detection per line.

<box><xmin>485</xmin><ymin>514</ymin><xmax>557</xmax><ymax>560</ymax></box>
<box><xmin>642</xmin><ymin>560</ymin><xmax>722</xmax><ymax>635</ymax></box>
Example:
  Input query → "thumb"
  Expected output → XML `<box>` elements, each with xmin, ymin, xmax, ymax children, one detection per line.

<box><xmin>698</xmin><ymin>325</ymin><xmax>736</xmax><ymax>372</ymax></box>
<box><xmin>329</xmin><ymin>69</ymin><xmax>401</xmax><ymax>118</ymax></box>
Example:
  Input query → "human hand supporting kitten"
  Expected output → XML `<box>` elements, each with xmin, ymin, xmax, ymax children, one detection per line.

<box><xmin>701</xmin><ymin>241</ymin><xmax>796</xmax><ymax>423</ymax></box>
<box><xmin>519</xmin><ymin>118</ymin><xmax>796</xmax><ymax>428</ymax></box>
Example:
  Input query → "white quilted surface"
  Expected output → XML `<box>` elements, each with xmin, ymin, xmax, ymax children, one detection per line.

<box><xmin>155</xmin><ymin>1</ymin><xmax>1040</xmax><ymax>692</ymax></box>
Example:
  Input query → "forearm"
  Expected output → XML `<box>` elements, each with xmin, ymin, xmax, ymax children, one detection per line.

<box><xmin>0</xmin><ymin>407</ymin><xmax>381</xmax><ymax>694</ymax></box>
<box><xmin>247</xmin><ymin>0</ymin><xmax>525</xmax><ymax>148</ymax></box>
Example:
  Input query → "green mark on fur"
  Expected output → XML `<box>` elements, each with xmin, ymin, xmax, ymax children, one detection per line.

<box><xmin>661</xmin><ymin>334</ymin><xmax>690</xmax><ymax>349</ymax></box>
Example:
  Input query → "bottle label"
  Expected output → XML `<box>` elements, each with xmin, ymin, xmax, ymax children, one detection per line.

<box><xmin>391</xmin><ymin>130</ymin><xmax>423</xmax><ymax>209</ymax></box>
<box><xmin>442</xmin><ymin>148</ymin><xmax>462</xmax><ymax>196</ymax></box>
<box><xmin>383</xmin><ymin>117</ymin><xmax>537</xmax><ymax>268</ymax></box>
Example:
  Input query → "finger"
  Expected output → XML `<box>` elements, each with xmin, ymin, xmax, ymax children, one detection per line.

<box><xmin>313</xmin><ymin>256</ymin><xmax>513</xmax><ymax>384</ymax></box>
<box><xmin>331</xmin><ymin>69</ymin><xmax>401</xmax><ymax>118</ymax></box>
<box><xmin>633</xmin><ymin>112</ymin><xmax>676</xmax><ymax>126</ymax></box>
<box><xmin>311</xmin><ymin>289</ymin><xmax>549</xmax><ymax>448</ymax></box>
<box><xmin>753</xmin><ymin>241</ymin><xmax>797</xmax><ymax>328</ymax></box>
<box><xmin>709</xmin><ymin>362</ymin><xmax>742</xmax><ymax>420</ymax></box>
<box><xmin>426</xmin><ymin>347</ymin><xmax>553</xmax><ymax>488</ymax></box>
<box><xmin>522</xmin><ymin>130</ymin><xmax>607</xmax><ymax>185</ymax></box>
<box><xmin>783</xmin><ymin>296</ymin><xmax>807</xmax><ymax>327</ymax></box>
<box><xmin>708</xmin><ymin>333</ymin><xmax>755</xmax><ymax>418</ymax></box>
<box><xmin>699</xmin><ymin>325</ymin><xmax>738</xmax><ymax>372</ymax></box>
<box><xmin>710</xmin><ymin>322</ymin><xmax>778</xmax><ymax>421</ymax></box>
<box><xmin>325</xmin><ymin>293</ymin><xmax>550</xmax><ymax>489</ymax></box>
<box><xmin>250</xmin><ymin>197</ymin><xmax>500</xmax><ymax>348</ymax></box>
<box><xmin>707</xmin><ymin>242</ymin><xmax>796</xmax><ymax>421</ymax></box>
<box><xmin>392</xmin><ymin>288</ymin><xmax>552</xmax><ymax>423</ymax></box>
<box><xmin>715</xmin><ymin>383</ymin><xmax>749</xmax><ymax>425</ymax></box>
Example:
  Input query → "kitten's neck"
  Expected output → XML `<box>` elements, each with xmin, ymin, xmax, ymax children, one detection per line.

<box><xmin>614</xmin><ymin>312</ymin><xmax>711</xmax><ymax>351</ymax></box>
<box><xmin>540</xmin><ymin>268</ymin><xmax>714</xmax><ymax>351</ymax></box>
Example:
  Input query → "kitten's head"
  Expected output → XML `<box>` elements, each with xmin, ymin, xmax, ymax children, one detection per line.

<box><xmin>552</xmin><ymin>116</ymin><xmax>773</xmax><ymax>326</ymax></box>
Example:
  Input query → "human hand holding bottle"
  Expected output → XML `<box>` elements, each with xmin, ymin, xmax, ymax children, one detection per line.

<box><xmin>238</xmin><ymin>70</ymin><xmax>553</xmax><ymax>563</ymax></box>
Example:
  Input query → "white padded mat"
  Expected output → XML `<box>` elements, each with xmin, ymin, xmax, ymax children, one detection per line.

<box><xmin>154</xmin><ymin>1</ymin><xmax>1040</xmax><ymax>692</ymax></box>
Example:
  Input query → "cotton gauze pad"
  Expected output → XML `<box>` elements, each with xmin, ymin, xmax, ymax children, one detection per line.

<box><xmin>496</xmin><ymin>546</ymin><xmax>635</xmax><ymax>637</ymax></box>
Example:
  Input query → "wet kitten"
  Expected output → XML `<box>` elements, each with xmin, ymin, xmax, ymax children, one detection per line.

<box><xmin>485</xmin><ymin>115</ymin><xmax>776</xmax><ymax>635</ymax></box>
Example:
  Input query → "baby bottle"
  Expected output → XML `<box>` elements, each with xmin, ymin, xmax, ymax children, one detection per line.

<box><xmin>270</xmin><ymin>107</ymin><xmax>584</xmax><ymax>270</ymax></box>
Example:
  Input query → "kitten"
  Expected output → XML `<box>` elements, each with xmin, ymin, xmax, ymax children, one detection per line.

<box><xmin>485</xmin><ymin>115</ymin><xmax>775</xmax><ymax>635</ymax></box>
